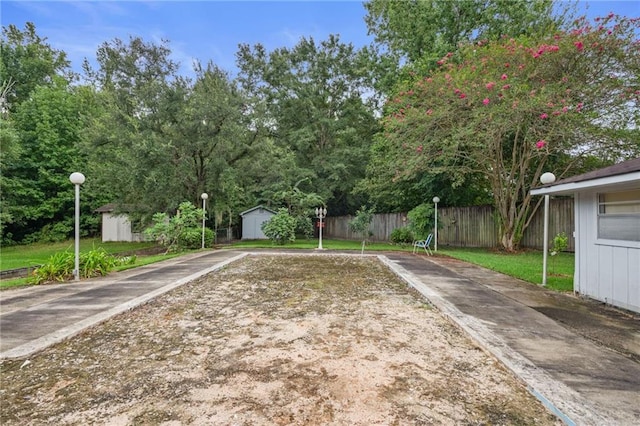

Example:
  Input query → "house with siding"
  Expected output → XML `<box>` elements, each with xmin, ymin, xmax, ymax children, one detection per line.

<box><xmin>530</xmin><ymin>158</ymin><xmax>640</xmax><ymax>313</ymax></box>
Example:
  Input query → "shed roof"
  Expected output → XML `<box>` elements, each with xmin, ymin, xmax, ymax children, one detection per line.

<box><xmin>95</xmin><ymin>203</ymin><xmax>118</xmax><ymax>213</ymax></box>
<box><xmin>240</xmin><ymin>205</ymin><xmax>277</xmax><ymax>217</ymax></box>
<box><xmin>530</xmin><ymin>157</ymin><xmax>640</xmax><ymax>196</ymax></box>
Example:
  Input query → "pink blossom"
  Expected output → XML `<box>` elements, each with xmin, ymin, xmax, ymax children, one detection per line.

<box><xmin>416</xmin><ymin>145</ymin><xmax>423</xmax><ymax>153</ymax></box>
<box><xmin>426</xmin><ymin>109</ymin><xmax>433</xmax><ymax>115</ymax></box>
<box><xmin>577</xmin><ymin>102</ymin><xmax>584</xmax><ymax>111</ymax></box>
<box><xmin>483</xmin><ymin>98</ymin><xmax>490</xmax><ymax>105</ymax></box>
<box><xmin>502</xmin><ymin>84</ymin><xmax>511</xmax><ymax>90</ymax></box>
<box><xmin>562</xmin><ymin>106</ymin><xmax>569</xmax><ymax>113</ymax></box>
<box><xmin>540</xmin><ymin>113</ymin><xmax>549</xmax><ymax>119</ymax></box>
<box><xmin>459</xmin><ymin>93</ymin><xmax>467</xmax><ymax>99</ymax></box>
<box><xmin>501</xmin><ymin>73</ymin><xmax>508</xmax><ymax>80</ymax></box>
<box><xmin>486</xmin><ymin>82</ymin><xmax>495</xmax><ymax>90</ymax></box>
<box><xmin>536</xmin><ymin>140</ymin><xmax>547</xmax><ymax>149</ymax></box>
<box><xmin>574</xmin><ymin>41</ymin><xmax>584</xmax><ymax>51</ymax></box>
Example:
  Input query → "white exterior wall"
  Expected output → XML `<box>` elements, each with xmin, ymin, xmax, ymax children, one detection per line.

<box><xmin>241</xmin><ymin>209</ymin><xmax>274</xmax><ymax>240</ymax></box>
<box><xmin>102</xmin><ymin>213</ymin><xmax>134</xmax><ymax>242</ymax></box>
<box><xmin>575</xmin><ymin>192</ymin><xmax>640</xmax><ymax>313</ymax></box>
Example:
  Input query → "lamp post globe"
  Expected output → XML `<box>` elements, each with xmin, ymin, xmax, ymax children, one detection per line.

<box><xmin>540</xmin><ymin>172</ymin><xmax>556</xmax><ymax>185</ymax></box>
<box><xmin>70</xmin><ymin>172</ymin><xmax>85</xmax><ymax>185</ymax></box>
<box><xmin>69</xmin><ymin>172</ymin><xmax>85</xmax><ymax>281</ymax></box>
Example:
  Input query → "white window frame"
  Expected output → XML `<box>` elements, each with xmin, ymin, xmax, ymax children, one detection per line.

<box><xmin>597</xmin><ymin>188</ymin><xmax>640</xmax><ymax>245</ymax></box>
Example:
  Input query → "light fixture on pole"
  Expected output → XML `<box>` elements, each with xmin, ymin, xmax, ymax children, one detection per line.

<box><xmin>201</xmin><ymin>193</ymin><xmax>208</xmax><ymax>249</ymax></box>
<box><xmin>433</xmin><ymin>196</ymin><xmax>440</xmax><ymax>252</ymax></box>
<box><xmin>315</xmin><ymin>207</ymin><xmax>327</xmax><ymax>250</ymax></box>
<box><xmin>69</xmin><ymin>172</ymin><xmax>85</xmax><ymax>281</ymax></box>
<box><xmin>540</xmin><ymin>172</ymin><xmax>556</xmax><ymax>286</ymax></box>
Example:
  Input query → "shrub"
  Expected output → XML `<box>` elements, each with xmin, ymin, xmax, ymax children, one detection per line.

<box><xmin>31</xmin><ymin>251</ymin><xmax>74</xmax><ymax>284</ymax></box>
<box><xmin>349</xmin><ymin>206</ymin><xmax>375</xmax><ymax>254</ymax></box>
<box><xmin>80</xmin><ymin>248</ymin><xmax>118</xmax><ymax>278</ymax></box>
<box><xmin>550</xmin><ymin>232</ymin><xmax>569</xmax><ymax>256</ymax></box>
<box><xmin>144</xmin><ymin>201</ymin><xmax>212</xmax><ymax>251</ymax></box>
<box><xmin>390</xmin><ymin>227</ymin><xmax>414</xmax><ymax>245</ymax></box>
<box><xmin>295</xmin><ymin>216</ymin><xmax>314</xmax><ymax>239</ymax></box>
<box><xmin>178</xmin><ymin>227</ymin><xmax>214</xmax><ymax>249</ymax></box>
<box><xmin>262</xmin><ymin>208</ymin><xmax>296</xmax><ymax>245</ymax></box>
<box><xmin>30</xmin><ymin>248</ymin><xmax>128</xmax><ymax>284</ymax></box>
<box><xmin>407</xmin><ymin>203</ymin><xmax>434</xmax><ymax>240</ymax></box>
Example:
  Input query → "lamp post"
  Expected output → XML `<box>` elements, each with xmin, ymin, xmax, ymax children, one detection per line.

<box><xmin>69</xmin><ymin>172</ymin><xmax>85</xmax><ymax>281</ymax></box>
<box><xmin>315</xmin><ymin>207</ymin><xmax>327</xmax><ymax>250</ymax></box>
<box><xmin>433</xmin><ymin>196</ymin><xmax>440</xmax><ymax>252</ymax></box>
<box><xmin>201</xmin><ymin>193</ymin><xmax>208</xmax><ymax>249</ymax></box>
<box><xmin>540</xmin><ymin>172</ymin><xmax>556</xmax><ymax>286</ymax></box>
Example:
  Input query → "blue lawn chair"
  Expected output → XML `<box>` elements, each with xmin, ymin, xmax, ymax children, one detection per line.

<box><xmin>412</xmin><ymin>233</ymin><xmax>433</xmax><ymax>255</ymax></box>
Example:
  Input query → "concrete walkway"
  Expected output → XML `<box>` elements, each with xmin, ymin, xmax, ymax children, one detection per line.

<box><xmin>1</xmin><ymin>249</ymin><xmax>638</xmax><ymax>425</ymax></box>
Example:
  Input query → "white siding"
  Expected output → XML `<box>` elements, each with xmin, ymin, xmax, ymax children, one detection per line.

<box><xmin>575</xmin><ymin>191</ymin><xmax>640</xmax><ymax>313</ymax></box>
<box><xmin>101</xmin><ymin>213</ymin><xmax>133</xmax><ymax>242</ymax></box>
<box><xmin>241</xmin><ymin>209</ymin><xmax>274</xmax><ymax>240</ymax></box>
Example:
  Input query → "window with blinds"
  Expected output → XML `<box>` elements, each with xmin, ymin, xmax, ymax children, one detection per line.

<box><xmin>597</xmin><ymin>189</ymin><xmax>640</xmax><ymax>242</ymax></box>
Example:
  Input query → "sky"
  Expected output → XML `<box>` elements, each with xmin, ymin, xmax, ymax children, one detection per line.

<box><xmin>2</xmin><ymin>0</ymin><xmax>639</xmax><ymax>78</ymax></box>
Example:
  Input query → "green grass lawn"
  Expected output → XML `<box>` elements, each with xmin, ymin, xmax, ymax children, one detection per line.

<box><xmin>0</xmin><ymin>238</ymin><xmax>159</xmax><ymax>271</ymax></box>
<box><xmin>439</xmin><ymin>247</ymin><xmax>574</xmax><ymax>292</ymax></box>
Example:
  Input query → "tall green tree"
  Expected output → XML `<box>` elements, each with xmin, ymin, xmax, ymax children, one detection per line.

<box><xmin>372</xmin><ymin>14</ymin><xmax>640</xmax><ymax>251</ymax></box>
<box><xmin>236</xmin><ymin>35</ymin><xmax>380</xmax><ymax>215</ymax></box>
<box><xmin>362</xmin><ymin>0</ymin><xmax>562</xmax><ymax>92</ymax></box>
<box><xmin>82</xmin><ymin>37</ymin><xmax>263</xmax><ymax>225</ymax></box>
<box><xmin>1</xmin><ymin>23</ymin><xmax>77</xmax><ymax>243</ymax></box>
<box><xmin>4</xmin><ymin>78</ymin><xmax>89</xmax><ymax>242</ymax></box>
<box><xmin>1</xmin><ymin>22</ymin><xmax>71</xmax><ymax>110</ymax></box>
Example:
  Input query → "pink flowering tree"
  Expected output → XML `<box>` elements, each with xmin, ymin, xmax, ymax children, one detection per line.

<box><xmin>378</xmin><ymin>14</ymin><xmax>639</xmax><ymax>251</ymax></box>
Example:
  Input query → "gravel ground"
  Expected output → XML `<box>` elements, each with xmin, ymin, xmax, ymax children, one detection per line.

<box><xmin>0</xmin><ymin>255</ymin><xmax>561</xmax><ymax>425</ymax></box>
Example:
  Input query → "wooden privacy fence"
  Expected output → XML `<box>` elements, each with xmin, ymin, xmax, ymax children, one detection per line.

<box><xmin>324</xmin><ymin>197</ymin><xmax>575</xmax><ymax>251</ymax></box>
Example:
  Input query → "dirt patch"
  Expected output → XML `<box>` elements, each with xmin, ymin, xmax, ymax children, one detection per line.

<box><xmin>0</xmin><ymin>255</ymin><xmax>561</xmax><ymax>425</ymax></box>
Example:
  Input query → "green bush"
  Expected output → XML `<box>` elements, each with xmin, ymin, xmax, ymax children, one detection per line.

<box><xmin>408</xmin><ymin>203</ymin><xmax>434</xmax><ymax>240</ymax></box>
<box><xmin>262</xmin><ymin>208</ymin><xmax>297</xmax><ymax>245</ymax></box>
<box><xmin>178</xmin><ymin>227</ymin><xmax>214</xmax><ymax>249</ymax></box>
<box><xmin>31</xmin><ymin>251</ymin><xmax>74</xmax><ymax>284</ymax></box>
<box><xmin>390</xmin><ymin>227</ymin><xmax>414</xmax><ymax>245</ymax></box>
<box><xmin>144</xmin><ymin>201</ymin><xmax>212</xmax><ymax>251</ymax></box>
<box><xmin>295</xmin><ymin>216</ymin><xmax>314</xmax><ymax>239</ymax></box>
<box><xmin>30</xmin><ymin>248</ymin><xmax>129</xmax><ymax>284</ymax></box>
<box><xmin>550</xmin><ymin>232</ymin><xmax>569</xmax><ymax>256</ymax></box>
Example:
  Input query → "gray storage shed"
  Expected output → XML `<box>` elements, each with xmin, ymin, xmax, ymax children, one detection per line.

<box><xmin>240</xmin><ymin>206</ymin><xmax>276</xmax><ymax>240</ymax></box>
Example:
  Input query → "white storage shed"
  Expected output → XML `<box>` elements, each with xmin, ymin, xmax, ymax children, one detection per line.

<box><xmin>240</xmin><ymin>206</ymin><xmax>276</xmax><ymax>240</ymax></box>
<box><xmin>95</xmin><ymin>204</ymin><xmax>145</xmax><ymax>242</ymax></box>
<box><xmin>531</xmin><ymin>158</ymin><xmax>640</xmax><ymax>313</ymax></box>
